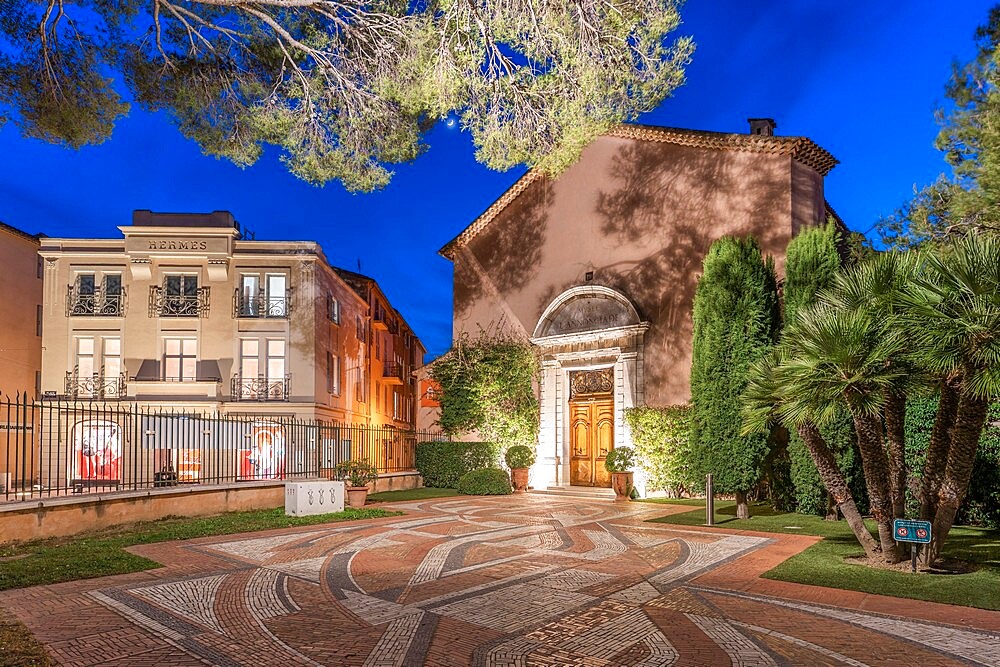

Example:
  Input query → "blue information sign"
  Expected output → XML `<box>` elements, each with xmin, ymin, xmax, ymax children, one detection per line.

<box><xmin>893</xmin><ymin>519</ymin><xmax>932</xmax><ymax>544</ymax></box>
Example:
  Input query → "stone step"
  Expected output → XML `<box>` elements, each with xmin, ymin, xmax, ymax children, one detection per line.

<box><xmin>529</xmin><ymin>486</ymin><xmax>616</xmax><ymax>500</ymax></box>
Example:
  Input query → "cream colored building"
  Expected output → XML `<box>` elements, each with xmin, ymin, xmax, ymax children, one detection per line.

<box><xmin>38</xmin><ymin>211</ymin><xmax>423</xmax><ymax>427</ymax></box>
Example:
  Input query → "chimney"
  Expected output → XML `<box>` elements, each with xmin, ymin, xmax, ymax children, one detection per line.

<box><xmin>748</xmin><ymin>118</ymin><xmax>776</xmax><ymax>136</ymax></box>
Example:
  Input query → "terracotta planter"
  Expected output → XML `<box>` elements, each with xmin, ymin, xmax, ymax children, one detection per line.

<box><xmin>346</xmin><ymin>486</ymin><xmax>369</xmax><ymax>507</ymax></box>
<box><xmin>510</xmin><ymin>467</ymin><xmax>529</xmax><ymax>493</ymax></box>
<box><xmin>610</xmin><ymin>471</ymin><xmax>633</xmax><ymax>502</ymax></box>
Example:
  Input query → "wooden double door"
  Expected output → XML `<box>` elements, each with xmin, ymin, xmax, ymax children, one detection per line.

<box><xmin>569</xmin><ymin>398</ymin><xmax>614</xmax><ymax>487</ymax></box>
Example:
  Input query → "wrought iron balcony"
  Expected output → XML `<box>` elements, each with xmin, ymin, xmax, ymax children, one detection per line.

<box><xmin>149</xmin><ymin>286</ymin><xmax>210</xmax><ymax>317</ymax></box>
<box><xmin>383</xmin><ymin>362</ymin><xmax>405</xmax><ymax>384</ymax></box>
<box><xmin>66</xmin><ymin>286</ymin><xmax>126</xmax><ymax>317</ymax></box>
<box><xmin>233</xmin><ymin>289</ymin><xmax>290</xmax><ymax>318</ymax></box>
<box><xmin>231</xmin><ymin>374</ymin><xmax>291</xmax><ymax>401</ymax></box>
<box><xmin>64</xmin><ymin>371</ymin><xmax>127</xmax><ymax>399</ymax></box>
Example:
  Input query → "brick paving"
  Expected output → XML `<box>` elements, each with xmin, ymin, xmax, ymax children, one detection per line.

<box><xmin>2</xmin><ymin>495</ymin><xmax>1000</xmax><ymax>666</ymax></box>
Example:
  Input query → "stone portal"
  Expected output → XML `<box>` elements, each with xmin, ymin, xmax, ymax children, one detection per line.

<box><xmin>530</xmin><ymin>286</ymin><xmax>649</xmax><ymax>492</ymax></box>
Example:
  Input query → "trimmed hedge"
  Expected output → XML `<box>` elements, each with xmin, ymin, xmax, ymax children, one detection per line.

<box><xmin>415</xmin><ymin>441</ymin><xmax>501</xmax><ymax>488</ymax></box>
<box><xmin>624</xmin><ymin>405</ymin><xmax>695</xmax><ymax>496</ymax></box>
<box><xmin>457</xmin><ymin>468</ymin><xmax>513</xmax><ymax>495</ymax></box>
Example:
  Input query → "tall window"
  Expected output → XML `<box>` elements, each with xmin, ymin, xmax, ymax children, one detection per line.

<box><xmin>327</xmin><ymin>352</ymin><xmax>340</xmax><ymax>395</ymax></box>
<box><xmin>103</xmin><ymin>338</ymin><xmax>121</xmax><ymax>396</ymax></box>
<box><xmin>266</xmin><ymin>274</ymin><xmax>287</xmax><ymax>317</ymax></box>
<box><xmin>164</xmin><ymin>275</ymin><xmax>199</xmax><ymax>317</ymax></box>
<box><xmin>240</xmin><ymin>275</ymin><xmax>259</xmax><ymax>316</ymax></box>
<box><xmin>36</xmin><ymin>305</ymin><xmax>42</xmax><ymax>336</ymax></box>
<box><xmin>267</xmin><ymin>339</ymin><xmax>285</xmax><ymax>381</ymax></box>
<box><xmin>72</xmin><ymin>274</ymin><xmax>96</xmax><ymax>315</ymax></box>
<box><xmin>102</xmin><ymin>274</ymin><xmax>122</xmax><ymax>315</ymax></box>
<box><xmin>393</xmin><ymin>389</ymin><xmax>400</xmax><ymax>420</ymax></box>
<box><xmin>164</xmin><ymin>338</ymin><xmax>197</xmax><ymax>380</ymax></box>
<box><xmin>240</xmin><ymin>339</ymin><xmax>259</xmax><ymax>379</ymax></box>
<box><xmin>76</xmin><ymin>337</ymin><xmax>94</xmax><ymax>378</ymax></box>
<box><xmin>327</xmin><ymin>293</ymin><xmax>340</xmax><ymax>324</ymax></box>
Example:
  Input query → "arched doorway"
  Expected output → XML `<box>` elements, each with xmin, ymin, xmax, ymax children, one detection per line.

<box><xmin>530</xmin><ymin>286</ymin><xmax>649</xmax><ymax>490</ymax></box>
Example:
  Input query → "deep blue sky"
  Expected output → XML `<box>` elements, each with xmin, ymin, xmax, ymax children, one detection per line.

<box><xmin>0</xmin><ymin>1</ymin><xmax>992</xmax><ymax>360</ymax></box>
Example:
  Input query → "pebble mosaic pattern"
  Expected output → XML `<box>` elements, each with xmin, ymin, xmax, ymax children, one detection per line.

<box><xmin>3</xmin><ymin>494</ymin><xmax>1000</xmax><ymax>666</ymax></box>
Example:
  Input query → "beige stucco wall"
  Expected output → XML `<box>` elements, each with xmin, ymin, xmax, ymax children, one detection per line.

<box><xmin>453</xmin><ymin>135</ymin><xmax>826</xmax><ymax>406</ymax></box>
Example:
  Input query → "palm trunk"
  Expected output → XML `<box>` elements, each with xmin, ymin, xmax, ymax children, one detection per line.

<box><xmin>919</xmin><ymin>380</ymin><xmax>959</xmax><ymax>523</ymax></box>
<box><xmin>928</xmin><ymin>393</ymin><xmax>990</xmax><ymax>564</ymax></box>
<box><xmin>883</xmin><ymin>389</ymin><xmax>908</xmax><ymax>519</ymax></box>
<box><xmin>735</xmin><ymin>491</ymin><xmax>750</xmax><ymax>519</ymax></box>
<box><xmin>850</xmin><ymin>408</ymin><xmax>900</xmax><ymax>563</ymax></box>
<box><xmin>797</xmin><ymin>423</ymin><xmax>880</xmax><ymax>559</ymax></box>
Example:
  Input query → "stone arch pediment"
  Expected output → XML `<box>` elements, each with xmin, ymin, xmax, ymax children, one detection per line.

<box><xmin>533</xmin><ymin>286</ymin><xmax>641</xmax><ymax>338</ymax></box>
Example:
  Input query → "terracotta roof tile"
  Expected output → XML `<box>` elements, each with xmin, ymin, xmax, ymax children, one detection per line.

<box><xmin>440</xmin><ymin>123</ymin><xmax>839</xmax><ymax>259</ymax></box>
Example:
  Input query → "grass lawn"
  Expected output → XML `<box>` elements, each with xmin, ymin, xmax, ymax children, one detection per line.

<box><xmin>368</xmin><ymin>487</ymin><xmax>460</xmax><ymax>503</ymax></box>
<box><xmin>0</xmin><ymin>506</ymin><xmax>398</xmax><ymax>592</ymax></box>
<box><xmin>644</xmin><ymin>498</ymin><xmax>1000</xmax><ymax>610</ymax></box>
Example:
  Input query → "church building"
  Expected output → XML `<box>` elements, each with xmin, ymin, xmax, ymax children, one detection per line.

<box><xmin>440</xmin><ymin>120</ymin><xmax>840</xmax><ymax>493</ymax></box>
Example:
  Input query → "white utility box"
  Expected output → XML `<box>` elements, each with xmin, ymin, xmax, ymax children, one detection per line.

<box><xmin>285</xmin><ymin>480</ymin><xmax>345</xmax><ymax>516</ymax></box>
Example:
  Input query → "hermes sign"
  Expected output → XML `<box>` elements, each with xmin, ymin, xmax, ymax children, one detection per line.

<box><xmin>126</xmin><ymin>236</ymin><xmax>229</xmax><ymax>254</ymax></box>
<box><xmin>146</xmin><ymin>239</ymin><xmax>208</xmax><ymax>251</ymax></box>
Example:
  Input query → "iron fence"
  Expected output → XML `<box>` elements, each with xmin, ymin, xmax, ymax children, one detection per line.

<box><xmin>0</xmin><ymin>393</ymin><xmax>442</xmax><ymax>503</ymax></box>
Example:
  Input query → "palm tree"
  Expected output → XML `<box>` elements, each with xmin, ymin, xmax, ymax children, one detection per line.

<box><xmin>773</xmin><ymin>303</ymin><xmax>909</xmax><ymax>562</ymax></box>
<box><xmin>899</xmin><ymin>234</ymin><xmax>1000</xmax><ymax>563</ymax></box>
<box><xmin>824</xmin><ymin>251</ymin><xmax>922</xmax><ymax>520</ymax></box>
<box><xmin>743</xmin><ymin>354</ymin><xmax>880</xmax><ymax>559</ymax></box>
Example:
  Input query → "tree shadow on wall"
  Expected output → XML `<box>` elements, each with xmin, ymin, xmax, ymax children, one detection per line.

<box><xmin>591</xmin><ymin>140</ymin><xmax>788</xmax><ymax>400</ymax></box>
<box><xmin>454</xmin><ymin>178</ymin><xmax>554</xmax><ymax>322</ymax></box>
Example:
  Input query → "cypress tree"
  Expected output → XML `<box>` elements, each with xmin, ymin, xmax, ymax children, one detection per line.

<box><xmin>690</xmin><ymin>236</ymin><xmax>780</xmax><ymax>519</ymax></box>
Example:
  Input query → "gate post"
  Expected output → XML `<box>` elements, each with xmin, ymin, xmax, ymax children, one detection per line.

<box><xmin>705</xmin><ymin>473</ymin><xmax>714</xmax><ymax>527</ymax></box>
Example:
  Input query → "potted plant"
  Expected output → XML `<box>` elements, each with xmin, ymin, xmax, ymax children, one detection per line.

<box><xmin>334</xmin><ymin>460</ymin><xmax>379</xmax><ymax>507</ymax></box>
<box><xmin>504</xmin><ymin>445</ymin><xmax>536</xmax><ymax>493</ymax></box>
<box><xmin>604</xmin><ymin>447</ymin><xmax>636</xmax><ymax>501</ymax></box>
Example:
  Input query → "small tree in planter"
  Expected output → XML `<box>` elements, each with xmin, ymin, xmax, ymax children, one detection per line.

<box><xmin>335</xmin><ymin>460</ymin><xmax>379</xmax><ymax>507</ymax></box>
<box><xmin>505</xmin><ymin>445</ymin><xmax>536</xmax><ymax>492</ymax></box>
<box><xmin>604</xmin><ymin>447</ymin><xmax>636</xmax><ymax>501</ymax></box>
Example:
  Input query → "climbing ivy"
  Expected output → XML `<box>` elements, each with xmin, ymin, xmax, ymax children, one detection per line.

<box><xmin>429</xmin><ymin>329</ymin><xmax>539</xmax><ymax>448</ymax></box>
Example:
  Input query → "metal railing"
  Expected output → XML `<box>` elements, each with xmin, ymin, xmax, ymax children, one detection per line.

<box><xmin>383</xmin><ymin>362</ymin><xmax>405</xmax><ymax>381</ymax></box>
<box><xmin>233</xmin><ymin>289</ymin><xmax>290</xmax><ymax>319</ymax></box>
<box><xmin>67</xmin><ymin>286</ymin><xmax>126</xmax><ymax>317</ymax></box>
<box><xmin>149</xmin><ymin>286</ymin><xmax>211</xmax><ymax>317</ymax></box>
<box><xmin>0</xmin><ymin>392</ymin><xmax>440</xmax><ymax>502</ymax></box>
<box><xmin>231</xmin><ymin>375</ymin><xmax>291</xmax><ymax>401</ymax></box>
<box><xmin>65</xmin><ymin>371</ymin><xmax>126</xmax><ymax>399</ymax></box>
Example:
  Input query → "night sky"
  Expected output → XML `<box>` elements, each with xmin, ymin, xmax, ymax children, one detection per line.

<box><xmin>0</xmin><ymin>1</ymin><xmax>991</xmax><ymax>360</ymax></box>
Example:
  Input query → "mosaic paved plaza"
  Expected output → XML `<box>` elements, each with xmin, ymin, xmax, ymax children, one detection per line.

<box><xmin>3</xmin><ymin>495</ymin><xmax>1000</xmax><ymax>666</ymax></box>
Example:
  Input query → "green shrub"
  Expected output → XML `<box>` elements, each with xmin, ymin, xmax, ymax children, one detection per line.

<box><xmin>415</xmin><ymin>441</ymin><xmax>501</xmax><ymax>488</ymax></box>
<box><xmin>457</xmin><ymin>468</ymin><xmax>513</xmax><ymax>495</ymax></box>
<box><xmin>504</xmin><ymin>445</ymin><xmax>536</xmax><ymax>469</ymax></box>
<box><xmin>624</xmin><ymin>405</ymin><xmax>694</xmax><ymax>496</ymax></box>
<box><xmin>604</xmin><ymin>446</ymin><xmax>636</xmax><ymax>473</ymax></box>
<box><xmin>787</xmin><ymin>407</ymin><xmax>865</xmax><ymax>516</ymax></box>
<box><xmin>429</xmin><ymin>330</ymin><xmax>539</xmax><ymax>447</ymax></box>
<box><xmin>906</xmin><ymin>396</ymin><xmax>1000</xmax><ymax>528</ymax></box>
